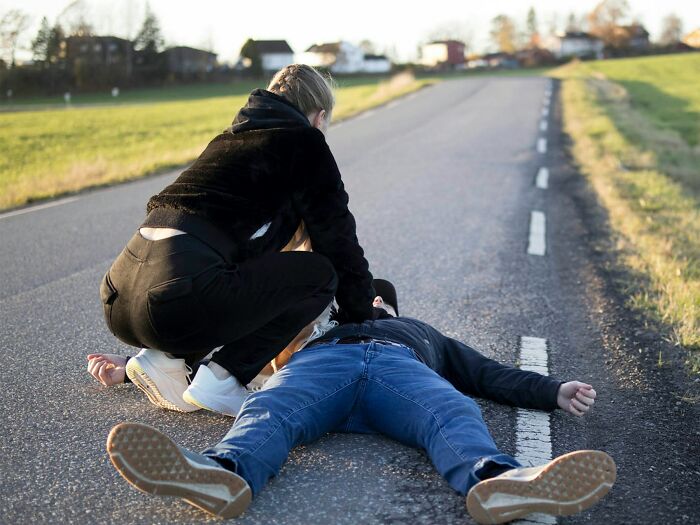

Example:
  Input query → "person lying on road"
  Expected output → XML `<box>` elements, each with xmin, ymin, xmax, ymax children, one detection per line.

<box><xmin>106</xmin><ymin>280</ymin><xmax>615</xmax><ymax>524</ymax></box>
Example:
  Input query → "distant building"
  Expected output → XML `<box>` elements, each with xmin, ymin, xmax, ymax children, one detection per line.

<box><xmin>546</xmin><ymin>31</ymin><xmax>604</xmax><ymax>59</ymax></box>
<box><xmin>682</xmin><ymin>28</ymin><xmax>700</xmax><ymax>49</ymax></box>
<box><xmin>162</xmin><ymin>46</ymin><xmax>217</xmax><ymax>75</ymax></box>
<box><xmin>420</xmin><ymin>40</ymin><xmax>465</xmax><ymax>68</ymax></box>
<box><xmin>616</xmin><ymin>24</ymin><xmax>650</xmax><ymax>51</ymax></box>
<box><xmin>65</xmin><ymin>35</ymin><xmax>133</xmax><ymax>67</ymax></box>
<box><xmin>362</xmin><ymin>54</ymin><xmax>392</xmax><ymax>73</ymax></box>
<box><xmin>481</xmin><ymin>52</ymin><xmax>519</xmax><ymax>69</ymax></box>
<box><xmin>301</xmin><ymin>42</ymin><xmax>364</xmax><ymax>74</ymax></box>
<box><xmin>246</xmin><ymin>40</ymin><xmax>295</xmax><ymax>73</ymax></box>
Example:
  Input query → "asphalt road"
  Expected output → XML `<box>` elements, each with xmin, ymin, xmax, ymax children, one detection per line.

<box><xmin>1</xmin><ymin>76</ymin><xmax>698</xmax><ymax>525</ymax></box>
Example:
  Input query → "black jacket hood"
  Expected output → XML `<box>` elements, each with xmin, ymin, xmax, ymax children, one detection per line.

<box><xmin>229</xmin><ymin>89</ymin><xmax>311</xmax><ymax>133</ymax></box>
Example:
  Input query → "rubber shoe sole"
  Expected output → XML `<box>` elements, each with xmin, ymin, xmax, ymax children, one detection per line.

<box><xmin>125</xmin><ymin>358</ymin><xmax>198</xmax><ymax>413</ymax></box>
<box><xmin>466</xmin><ymin>450</ymin><xmax>616</xmax><ymax>524</ymax></box>
<box><xmin>107</xmin><ymin>422</ymin><xmax>251</xmax><ymax>519</ymax></box>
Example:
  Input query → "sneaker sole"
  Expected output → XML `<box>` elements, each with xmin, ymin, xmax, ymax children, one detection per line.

<box><xmin>125</xmin><ymin>359</ymin><xmax>198</xmax><ymax>413</ymax></box>
<box><xmin>466</xmin><ymin>450</ymin><xmax>616</xmax><ymax>524</ymax></box>
<box><xmin>107</xmin><ymin>422</ymin><xmax>251</xmax><ymax>519</ymax></box>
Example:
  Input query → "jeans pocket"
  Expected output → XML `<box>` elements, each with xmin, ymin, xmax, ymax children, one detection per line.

<box><xmin>99</xmin><ymin>271</ymin><xmax>118</xmax><ymax>333</ymax></box>
<box><xmin>146</xmin><ymin>277</ymin><xmax>205</xmax><ymax>342</ymax></box>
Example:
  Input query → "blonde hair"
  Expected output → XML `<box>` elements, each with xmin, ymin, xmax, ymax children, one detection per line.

<box><xmin>267</xmin><ymin>64</ymin><xmax>335</xmax><ymax>117</ymax></box>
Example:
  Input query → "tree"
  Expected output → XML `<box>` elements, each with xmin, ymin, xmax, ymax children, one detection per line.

<box><xmin>359</xmin><ymin>39</ymin><xmax>376</xmax><ymax>55</ymax></box>
<box><xmin>239</xmin><ymin>38</ymin><xmax>262</xmax><ymax>76</ymax></box>
<box><xmin>31</xmin><ymin>17</ymin><xmax>52</xmax><ymax>64</ymax></box>
<box><xmin>566</xmin><ymin>12</ymin><xmax>582</xmax><ymax>32</ymax></box>
<box><xmin>490</xmin><ymin>15</ymin><xmax>517</xmax><ymax>54</ymax></box>
<box><xmin>526</xmin><ymin>7</ymin><xmax>540</xmax><ymax>46</ymax></box>
<box><xmin>659</xmin><ymin>14</ymin><xmax>683</xmax><ymax>46</ymax></box>
<box><xmin>0</xmin><ymin>9</ymin><xmax>30</xmax><ymax>66</ymax></box>
<box><xmin>587</xmin><ymin>0</ymin><xmax>630</xmax><ymax>47</ymax></box>
<box><xmin>134</xmin><ymin>3</ymin><xmax>163</xmax><ymax>55</ymax></box>
<box><xmin>47</xmin><ymin>24</ymin><xmax>66</xmax><ymax>64</ymax></box>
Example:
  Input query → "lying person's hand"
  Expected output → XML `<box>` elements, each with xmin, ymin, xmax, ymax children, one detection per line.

<box><xmin>87</xmin><ymin>353</ymin><xmax>127</xmax><ymax>386</ymax></box>
<box><xmin>557</xmin><ymin>381</ymin><xmax>596</xmax><ymax>417</ymax></box>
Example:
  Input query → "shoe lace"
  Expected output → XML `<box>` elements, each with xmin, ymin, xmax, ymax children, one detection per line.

<box><xmin>185</xmin><ymin>364</ymin><xmax>194</xmax><ymax>384</ymax></box>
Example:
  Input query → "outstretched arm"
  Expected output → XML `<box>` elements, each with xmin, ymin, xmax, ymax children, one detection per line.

<box><xmin>557</xmin><ymin>381</ymin><xmax>596</xmax><ymax>416</ymax></box>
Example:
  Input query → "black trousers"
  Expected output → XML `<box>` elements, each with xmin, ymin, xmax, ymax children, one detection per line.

<box><xmin>100</xmin><ymin>231</ymin><xmax>338</xmax><ymax>385</ymax></box>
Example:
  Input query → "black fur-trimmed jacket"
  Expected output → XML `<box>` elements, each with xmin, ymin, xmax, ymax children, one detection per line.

<box><xmin>144</xmin><ymin>89</ymin><xmax>375</xmax><ymax>323</ymax></box>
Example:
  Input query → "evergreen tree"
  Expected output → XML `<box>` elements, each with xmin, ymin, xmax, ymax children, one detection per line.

<box><xmin>239</xmin><ymin>38</ymin><xmax>262</xmax><ymax>76</ymax></box>
<box><xmin>31</xmin><ymin>16</ymin><xmax>51</xmax><ymax>64</ymax></box>
<box><xmin>47</xmin><ymin>24</ymin><xmax>65</xmax><ymax>64</ymax></box>
<box><xmin>527</xmin><ymin>7</ymin><xmax>539</xmax><ymax>46</ymax></box>
<box><xmin>134</xmin><ymin>3</ymin><xmax>164</xmax><ymax>56</ymax></box>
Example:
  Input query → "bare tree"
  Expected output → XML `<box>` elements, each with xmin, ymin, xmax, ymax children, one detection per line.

<box><xmin>490</xmin><ymin>14</ymin><xmax>517</xmax><ymax>54</ymax></box>
<box><xmin>587</xmin><ymin>0</ymin><xmax>630</xmax><ymax>47</ymax></box>
<box><xmin>0</xmin><ymin>9</ymin><xmax>30</xmax><ymax>66</ymax></box>
<box><xmin>659</xmin><ymin>13</ymin><xmax>683</xmax><ymax>46</ymax></box>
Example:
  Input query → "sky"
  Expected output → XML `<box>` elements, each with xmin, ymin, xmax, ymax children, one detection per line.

<box><xmin>8</xmin><ymin>0</ymin><xmax>700</xmax><ymax>62</ymax></box>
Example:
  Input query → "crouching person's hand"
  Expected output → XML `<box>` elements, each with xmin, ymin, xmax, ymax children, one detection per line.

<box><xmin>87</xmin><ymin>353</ymin><xmax>127</xmax><ymax>386</ymax></box>
<box><xmin>557</xmin><ymin>381</ymin><xmax>596</xmax><ymax>417</ymax></box>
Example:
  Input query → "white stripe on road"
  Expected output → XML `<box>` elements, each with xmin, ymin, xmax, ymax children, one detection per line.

<box><xmin>527</xmin><ymin>211</ymin><xmax>546</xmax><ymax>256</ymax></box>
<box><xmin>541</xmin><ymin>107</ymin><xmax>549</xmax><ymax>117</ymax></box>
<box><xmin>0</xmin><ymin>196</ymin><xmax>79</xmax><ymax>220</ymax></box>
<box><xmin>536</xmin><ymin>167</ymin><xmax>549</xmax><ymax>189</ymax></box>
<box><xmin>537</xmin><ymin>138</ymin><xmax>547</xmax><ymax>154</ymax></box>
<box><xmin>539</xmin><ymin>120</ymin><xmax>548</xmax><ymax>132</ymax></box>
<box><xmin>514</xmin><ymin>336</ymin><xmax>556</xmax><ymax>525</ymax></box>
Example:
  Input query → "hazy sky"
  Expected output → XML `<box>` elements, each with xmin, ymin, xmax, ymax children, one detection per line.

<box><xmin>10</xmin><ymin>0</ymin><xmax>700</xmax><ymax>62</ymax></box>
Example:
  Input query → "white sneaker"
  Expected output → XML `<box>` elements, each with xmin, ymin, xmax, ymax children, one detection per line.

<box><xmin>125</xmin><ymin>349</ymin><xmax>200</xmax><ymax>412</ymax></box>
<box><xmin>182</xmin><ymin>365</ymin><xmax>248</xmax><ymax>417</ymax></box>
<box><xmin>466</xmin><ymin>450</ymin><xmax>616</xmax><ymax>524</ymax></box>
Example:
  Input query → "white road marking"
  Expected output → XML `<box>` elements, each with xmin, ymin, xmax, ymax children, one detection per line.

<box><xmin>536</xmin><ymin>167</ymin><xmax>549</xmax><ymax>189</ymax></box>
<box><xmin>514</xmin><ymin>336</ymin><xmax>556</xmax><ymax>525</ymax></box>
<box><xmin>537</xmin><ymin>138</ymin><xmax>547</xmax><ymax>154</ymax></box>
<box><xmin>541</xmin><ymin>107</ymin><xmax>549</xmax><ymax>117</ymax></box>
<box><xmin>527</xmin><ymin>211</ymin><xmax>546</xmax><ymax>256</ymax></box>
<box><xmin>539</xmin><ymin>120</ymin><xmax>548</xmax><ymax>132</ymax></box>
<box><xmin>0</xmin><ymin>196</ymin><xmax>79</xmax><ymax>220</ymax></box>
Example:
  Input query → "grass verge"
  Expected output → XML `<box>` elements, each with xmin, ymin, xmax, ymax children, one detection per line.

<box><xmin>551</xmin><ymin>55</ymin><xmax>700</xmax><ymax>373</ymax></box>
<box><xmin>0</xmin><ymin>73</ymin><xmax>435</xmax><ymax>211</ymax></box>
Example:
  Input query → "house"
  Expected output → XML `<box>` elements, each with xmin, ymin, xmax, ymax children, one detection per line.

<box><xmin>162</xmin><ymin>46</ymin><xmax>217</xmax><ymax>76</ymax></box>
<box><xmin>65</xmin><ymin>35</ymin><xmax>133</xmax><ymax>67</ymax></box>
<box><xmin>546</xmin><ymin>31</ymin><xmax>604</xmax><ymax>59</ymax></box>
<box><xmin>420</xmin><ymin>40</ymin><xmax>465</xmax><ymax>68</ymax></box>
<box><xmin>251</xmin><ymin>40</ymin><xmax>294</xmax><ymax>73</ymax></box>
<box><xmin>481</xmin><ymin>52</ymin><xmax>519</xmax><ymax>69</ymax></box>
<box><xmin>682</xmin><ymin>28</ymin><xmax>700</xmax><ymax>49</ymax></box>
<box><xmin>362</xmin><ymin>54</ymin><xmax>392</xmax><ymax>73</ymax></box>
<box><xmin>616</xmin><ymin>24</ymin><xmax>650</xmax><ymax>51</ymax></box>
<box><xmin>301</xmin><ymin>41</ymin><xmax>365</xmax><ymax>74</ymax></box>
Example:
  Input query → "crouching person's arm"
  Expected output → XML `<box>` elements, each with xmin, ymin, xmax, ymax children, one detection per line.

<box><xmin>87</xmin><ymin>353</ymin><xmax>129</xmax><ymax>386</ymax></box>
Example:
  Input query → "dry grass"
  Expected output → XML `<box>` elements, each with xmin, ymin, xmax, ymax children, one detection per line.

<box><xmin>552</xmin><ymin>57</ymin><xmax>700</xmax><ymax>373</ymax></box>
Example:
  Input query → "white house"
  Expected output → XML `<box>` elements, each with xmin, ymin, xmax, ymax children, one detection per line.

<box><xmin>362</xmin><ymin>54</ymin><xmax>392</xmax><ymax>73</ymax></box>
<box><xmin>250</xmin><ymin>40</ymin><xmax>294</xmax><ymax>73</ymax></box>
<box><xmin>546</xmin><ymin>31</ymin><xmax>604</xmax><ymax>59</ymax></box>
<box><xmin>301</xmin><ymin>41</ymin><xmax>390</xmax><ymax>74</ymax></box>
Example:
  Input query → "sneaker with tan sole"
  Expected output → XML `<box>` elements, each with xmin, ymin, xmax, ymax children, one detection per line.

<box><xmin>125</xmin><ymin>349</ymin><xmax>199</xmax><ymax>412</ymax></box>
<box><xmin>466</xmin><ymin>450</ymin><xmax>616</xmax><ymax>524</ymax></box>
<box><xmin>107</xmin><ymin>422</ymin><xmax>251</xmax><ymax>519</ymax></box>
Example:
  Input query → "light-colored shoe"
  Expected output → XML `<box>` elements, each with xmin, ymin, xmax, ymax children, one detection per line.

<box><xmin>182</xmin><ymin>364</ymin><xmax>248</xmax><ymax>417</ymax></box>
<box><xmin>107</xmin><ymin>422</ymin><xmax>251</xmax><ymax>519</ymax></box>
<box><xmin>466</xmin><ymin>450</ymin><xmax>616</xmax><ymax>524</ymax></box>
<box><xmin>125</xmin><ymin>349</ymin><xmax>199</xmax><ymax>412</ymax></box>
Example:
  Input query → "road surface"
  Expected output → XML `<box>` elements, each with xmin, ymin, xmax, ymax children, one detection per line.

<box><xmin>1</xmin><ymin>76</ymin><xmax>698</xmax><ymax>524</ymax></box>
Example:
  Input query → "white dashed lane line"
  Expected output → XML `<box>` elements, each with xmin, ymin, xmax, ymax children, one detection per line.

<box><xmin>539</xmin><ymin>120</ymin><xmax>548</xmax><ymax>132</ymax></box>
<box><xmin>536</xmin><ymin>167</ymin><xmax>549</xmax><ymax>189</ymax></box>
<box><xmin>514</xmin><ymin>336</ymin><xmax>556</xmax><ymax>525</ymax></box>
<box><xmin>527</xmin><ymin>211</ymin><xmax>546</xmax><ymax>256</ymax></box>
<box><xmin>537</xmin><ymin>138</ymin><xmax>547</xmax><ymax>154</ymax></box>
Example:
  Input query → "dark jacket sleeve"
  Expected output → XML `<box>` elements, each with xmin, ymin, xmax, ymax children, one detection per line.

<box><xmin>291</xmin><ymin>129</ymin><xmax>374</xmax><ymax>322</ymax></box>
<box><xmin>432</xmin><ymin>330</ymin><xmax>562</xmax><ymax>411</ymax></box>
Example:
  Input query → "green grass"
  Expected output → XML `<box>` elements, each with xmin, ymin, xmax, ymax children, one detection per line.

<box><xmin>0</xmin><ymin>74</ymin><xmax>434</xmax><ymax>210</ymax></box>
<box><xmin>551</xmin><ymin>53</ymin><xmax>700</xmax><ymax>373</ymax></box>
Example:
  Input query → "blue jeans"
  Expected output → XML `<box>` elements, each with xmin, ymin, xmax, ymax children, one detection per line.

<box><xmin>203</xmin><ymin>341</ymin><xmax>521</xmax><ymax>496</ymax></box>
